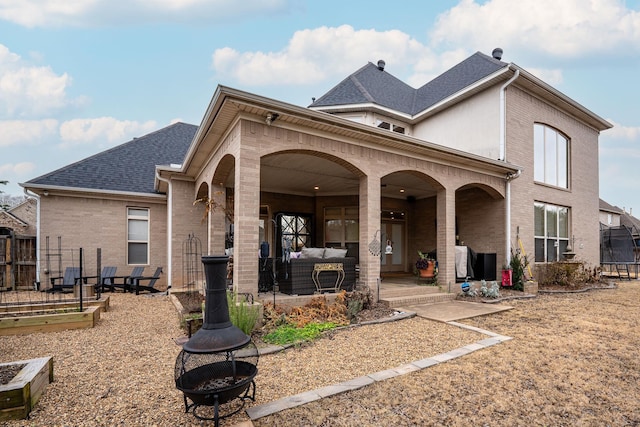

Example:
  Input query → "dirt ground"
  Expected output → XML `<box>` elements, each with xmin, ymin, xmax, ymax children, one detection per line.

<box><xmin>0</xmin><ymin>281</ymin><xmax>639</xmax><ymax>426</ymax></box>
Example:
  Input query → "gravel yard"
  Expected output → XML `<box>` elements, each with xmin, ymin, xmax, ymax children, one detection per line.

<box><xmin>1</xmin><ymin>282</ymin><xmax>639</xmax><ymax>426</ymax></box>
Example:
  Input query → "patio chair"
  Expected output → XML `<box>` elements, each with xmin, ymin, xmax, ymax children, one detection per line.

<box><xmin>132</xmin><ymin>267</ymin><xmax>163</xmax><ymax>295</ymax></box>
<box><xmin>48</xmin><ymin>267</ymin><xmax>81</xmax><ymax>293</ymax></box>
<box><xmin>102</xmin><ymin>266</ymin><xmax>145</xmax><ymax>292</ymax></box>
<box><xmin>84</xmin><ymin>266</ymin><xmax>119</xmax><ymax>293</ymax></box>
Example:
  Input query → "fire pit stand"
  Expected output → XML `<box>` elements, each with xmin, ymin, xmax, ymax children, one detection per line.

<box><xmin>175</xmin><ymin>255</ymin><xmax>259</xmax><ymax>427</ymax></box>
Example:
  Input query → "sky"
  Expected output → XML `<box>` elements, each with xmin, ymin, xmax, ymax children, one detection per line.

<box><xmin>0</xmin><ymin>0</ymin><xmax>639</xmax><ymax>215</ymax></box>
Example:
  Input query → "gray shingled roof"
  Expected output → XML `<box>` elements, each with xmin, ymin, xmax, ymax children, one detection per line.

<box><xmin>25</xmin><ymin>122</ymin><xmax>197</xmax><ymax>194</ymax></box>
<box><xmin>310</xmin><ymin>51</ymin><xmax>507</xmax><ymax>115</ymax></box>
<box><xmin>599</xmin><ymin>198</ymin><xmax>624</xmax><ymax>214</ymax></box>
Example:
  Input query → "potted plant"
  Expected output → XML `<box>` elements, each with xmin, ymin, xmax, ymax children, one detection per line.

<box><xmin>416</xmin><ymin>251</ymin><xmax>436</xmax><ymax>279</ymax></box>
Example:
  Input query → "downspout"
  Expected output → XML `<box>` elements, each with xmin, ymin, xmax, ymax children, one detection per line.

<box><xmin>500</xmin><ymin>68</ymin><xmax>520</xmax><ymax>266</ymax></box>
<box><xmin>23</xmin><ymin>188</ymin><xmax>41</xmax><ymax>289</ymax></box>
<box><xmin>155</xmin><ymin>171</ymin><xmax>172</xmax><ymax>293</ymax></box>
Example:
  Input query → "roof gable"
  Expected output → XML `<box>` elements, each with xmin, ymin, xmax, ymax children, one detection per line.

<box><xmin>414</xmin><ymin>52</ymin><xmax>506</xmax><ymax>113</ymax></box>
<box><xmin>24</xmin><ymin>122</ymin><xmax>197</xmax><ymax>194</ymax></box>
<box><xmin>310</xmin><ymin>52</ymin><xmax>507</xmax><ymax>116</ymax></box>
<box><xmin>310</xmin><ymin>62</ymin><xmax>417</xmax><ymax>114</ymax></box>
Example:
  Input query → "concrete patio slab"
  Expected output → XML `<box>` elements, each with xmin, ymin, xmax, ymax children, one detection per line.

<box><xmin>398</xmin><ymin>300</ymin><xmax>513</xmax><ymax>322</ymax></box>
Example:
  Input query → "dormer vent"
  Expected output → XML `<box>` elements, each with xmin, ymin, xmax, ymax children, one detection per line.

<box><xmin>377</xmin><ymin>60</ymin><xmax>385</xmax><ymax>71</ymax></box>
<box><xmin>492</xmin><ymin>48</ymin><xmax>503</xmax><ymax>60</ymax></box>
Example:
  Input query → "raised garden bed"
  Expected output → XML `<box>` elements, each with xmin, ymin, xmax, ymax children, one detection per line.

<box><xmin>0</xmin><ymin>296</ymin><xmax>109</xmax><ymax>336</ymax></box>
<box><xmin>0</xmin><ymin>357</ymin><xmax>53</xmax><ymax>421</ymax></box>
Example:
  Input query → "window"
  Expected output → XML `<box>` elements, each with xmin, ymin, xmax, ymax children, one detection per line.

<box><xmin>534</xmin><ymin>202</ymin><xmax>569</xmax><ymax>262</ymax></box>
<box><xmin>534</xmin><ymin>124</ymin><xmax>568</xmax><ymax>188</ymax></box>
<box><xmin>324</xmin><ymin>207</ymin><xmax>359</xmax><ymax>255</ymax></box>
<box><xmin>279</xmin><ymin>214</ymin><xmax>311</xmax><ymax>252</ymax></box>
<box><xmin>375</xmin><ymin>118</ymin><xmax>406</xmax><ymax>134</ymax></box>
<box><xmin>127</xmin><ymin>208</ymin><xmax>149</xmax><ymax>264</ymax></box>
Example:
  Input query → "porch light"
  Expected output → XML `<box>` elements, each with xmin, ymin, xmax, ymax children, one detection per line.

<box><xmin>265</xmin><ymin>112</ymin><xmax>279</xmax><ymax>126</ymax></box>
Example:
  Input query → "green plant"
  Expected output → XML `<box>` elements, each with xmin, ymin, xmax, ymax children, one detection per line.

<box><xmin>227</xmin><ymin>291</ymin><xmax>260</xmax><ymax>335</ymax></box>
<box><xmin>415</xmin><ymin>251</ymin><xmax>433</xmax><ymax>270</ymax></box>
<box><xmin>263</xmin><ymin>321</ymin><xmax>338</xmax><ymax>345</ymax></box>
<box><xmin>509</xmin><ymin>249</ymin><xmax>528</xmax><ymax>291</ymax></box>
<box><xmin>480</xmin><ymin>280</ymin><xmax>501</xmax><ymax>298</ymax></box>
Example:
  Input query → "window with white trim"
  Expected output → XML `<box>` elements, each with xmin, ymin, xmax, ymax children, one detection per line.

<box><xmin>127</xmin><ymin>207</ymin><xmax>149</xmax><ymax>265</ymax></box>
<box><xmin>534</xmin><ymin>123</ymin><xmax>569</xmax><ymax>188</ymax></box>
<box><xmin>534</xmin><ymin>202</ymin><xmax>569</xmax><ymax>262</ymax></box>
<box><xmin>324</xmin><ymin>207</ymin><xmax>359</xmax><ymax>256</ymax></box>
<box><xmin>375</xmin><ymin>118</ymin><xmax>407</xmax><ymax>134</ymax></box>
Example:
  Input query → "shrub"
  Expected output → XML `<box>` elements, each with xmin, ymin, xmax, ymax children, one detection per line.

<box><xmin>509</xmin><ymin>249</ymin><xmax>528</xmax><ymax>291</ymax></box>
<box><xmin>539</xmin><ymin>261</ymin><xmax>601</xmax><ymax>288</ymax></box>
<box><xmin>227</xmin><ymin>291</ymin><xmax>261</xmax><ymax>335</ymax></box>
<box><xmin>480</xmin><ymin>280</ymin><xmax>501</xmax><ymax>298</ymax></box>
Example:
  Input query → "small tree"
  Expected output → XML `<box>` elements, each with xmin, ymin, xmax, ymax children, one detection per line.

<box><xmin>509</xmin><ymin>248</ymin><xmax>528</xmax><ymax>291</ymax></box>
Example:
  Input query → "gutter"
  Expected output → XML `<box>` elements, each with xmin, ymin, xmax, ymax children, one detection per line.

<box><xmin>500</xmin><ymin>68</ymin><xmax>521</xmax><ymax>267</ymax></box>
<box><xmin>23</xmin><ymin>188</ymin><xmax>41</xmax><ymax>288</ymax></box>
<box><xmin>155</xmin><ymin>171</ymin><xmax>172</xmax><ymax>292</ymax></box>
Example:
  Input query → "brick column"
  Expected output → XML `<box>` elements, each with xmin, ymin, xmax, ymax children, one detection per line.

<box><xmin>436</xmin><ymin>186</ymin><xmax>456</xmax><ymax>287</ymax></box>
<box><xmin>359</xmin><ymin>174</ymin><xmax>381</xmax><ymax>302</ymax></box>
<box><xmin>209</xmin><ymin>183</ymin><xmax>227</xmax><ymax>256</ymax></box>
<box><xmin>232</xmin><ymin>141</ymin><xmax>260</xmax><ymax>296</ymax></box>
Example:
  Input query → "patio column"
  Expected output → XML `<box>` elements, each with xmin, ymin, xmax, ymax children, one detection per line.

<box><xmin>232</xmin><ymin>140</ymin><xmax>261</xmax><ymax>297</ymax></box>
<box><xmin>209</xmin><ymin>183</ymin><xmax>226</xmax><ymax>255</ymax></box>
<box><xmin>436</xmin><ymin>186</ymin><xmax>456</xmax><ymax>287</ymax></box>
<box><xmin>359</xmin><ymin>174</ymin><xmax>381</xmax><ymax>302</ymax></box>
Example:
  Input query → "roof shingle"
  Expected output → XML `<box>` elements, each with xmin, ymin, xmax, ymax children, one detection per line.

<box><xmin>25</xmin><ymin>122</ymin><xmax>197</xmax><ymax>194</ymax></box>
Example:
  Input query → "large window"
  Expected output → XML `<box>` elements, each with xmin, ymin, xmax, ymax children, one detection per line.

<box><xmin>279</xmin><ymin>214</ymin><xmax>311</xmax><ymax>252</ymax></box>
<box><xmin>534</xmin><ymin>202</ymin><xmax>569</xmax><ymax>262</ymax></box>
<box><xmin>534</xmin><ymin>124</ymin><xmax>568</xmax><ymax>188</ymax></box>
<box><xmin>325</xmin><ymin>207</ymin><xmax>359</xmax><ymax>256</ymax></box>
<box><xmin>127</xmin><ymin>207</ymin><xmax>149</xmax><ymax>265</ymax></box>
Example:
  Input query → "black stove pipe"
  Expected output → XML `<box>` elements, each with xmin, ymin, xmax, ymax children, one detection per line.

<box><xmin>182</xmin><ymin>255</ymin><xmax>250</xmax><ymax>354</ymax></box>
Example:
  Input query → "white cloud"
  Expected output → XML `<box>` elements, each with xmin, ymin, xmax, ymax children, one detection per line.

<box><xmin>212</xmin><ymin>25</ymin><xmax>433</xmax><ymax>86</ymax></box>
<box><xmin>0</xmin><ymin>44</ymin><xmax>79</xmax><ymax>118</ymax></box>
<box><xmin>430</xmin><ymin>0</ymin><xmax>640</xmax><ymax>58</ymax></box>
<box><xmin>525</xmin><ymin>68</ymin><xmax>564</xmax><ymax>86</ymax></box>
<box><xmin>58</xmin><ymin>117</ymin><xmax>158</xmax><ymax>148</ymax></box>
<box><xmin>0</xmin><ymin>162</ymin><xmax>36</xmax><ymax>177</ymax></box>
<box><xmin>0</xmin><ymin>119</ymin><xmax>59</xmax><ymax>147</ymax></box>
<box><xmin>0</xmin><ymin>0</ymin><xmax>292</xmax><ymax>27</ymax></box>
<box><xmin>604</xmin><ymin>120</ymin><xmax>640</xmax><ymax>141</ymax></box>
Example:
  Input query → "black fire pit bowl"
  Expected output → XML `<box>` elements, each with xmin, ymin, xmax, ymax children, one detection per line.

<box><xmin>175</xmin><ymin>360</ymin><xmax>258</xmax><ymax>406</ymax></box>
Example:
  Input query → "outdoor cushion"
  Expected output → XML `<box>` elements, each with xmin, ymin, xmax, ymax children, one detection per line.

<box><xmin>300</xmin><ymin>247</ymin><xmax>325</xmax><ymax>258</ymax></box>
<box><xmin>324</xmin><ymin>247</ymin><xmax>347</xmax><ymax>258</ymax></box>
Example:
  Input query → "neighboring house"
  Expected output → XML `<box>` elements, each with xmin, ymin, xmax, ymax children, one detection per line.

<box><xmin>620</xmin><ymin>209</ymin><xmax>640</xmax><ymax>253</ymax></box>
<box><xmin>599</xmin><ymin>198</ymin><xmax>623</xmax><ymax>227</ymax></box>
<box><xmin>0</xmin><ymin>198</ymin><xmax>37</xmax><ymax>289</ymax></box>
<box><xmin>22</xmin><ymin>48</ymin><xmax>612</xmax><ymax>299</ymax></box>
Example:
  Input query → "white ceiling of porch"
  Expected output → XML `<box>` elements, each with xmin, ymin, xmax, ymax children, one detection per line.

<box><xmin>260</xmin><ymin>153</ymin><xmax>437</xmax><ymax>200</ymax></box>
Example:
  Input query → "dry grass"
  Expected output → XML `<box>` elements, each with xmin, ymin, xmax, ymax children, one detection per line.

<box><xmin>1</xmin><ymin>282</ymin><xmax>639</xmax><ymax>426</ymax></box>
<box><xmin>256</xmin><ymin>282</ymin><xmax>640</xmax><ymax>426</ymax></box>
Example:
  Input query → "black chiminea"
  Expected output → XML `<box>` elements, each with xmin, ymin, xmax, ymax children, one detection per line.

<box><xmin>175</xmin><ymin>255</ymin><xmax>258</xmax><ymax>426</ymax></box>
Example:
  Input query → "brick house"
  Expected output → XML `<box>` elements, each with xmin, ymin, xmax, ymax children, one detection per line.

<box><xmin>22</xmin><ymin>49</ymin><xmax>611</xmax><ymax>299</ymax></box>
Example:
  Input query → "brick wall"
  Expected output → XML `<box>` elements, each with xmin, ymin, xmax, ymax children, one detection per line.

<box><xmin>507</xmin><ymin>85</ymin><xmax>601</xmax><ymax>268</ymax></box>
<box><xmin>38</xmin><ymin>194</ymin><xmax>169</xmax><ymax>289</ymax></box>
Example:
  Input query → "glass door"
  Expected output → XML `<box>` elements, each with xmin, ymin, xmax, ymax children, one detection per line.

<box><xmin>380</xmin><ymin>221</ymin><xmax>404</xmax><ymax>272</ymax></box>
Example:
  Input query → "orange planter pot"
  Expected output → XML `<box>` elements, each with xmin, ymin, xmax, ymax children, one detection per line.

<box><xmin>418</xmin><ymin>262</ymin><xmax>435</xmax><ymax>278</ymax></box>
